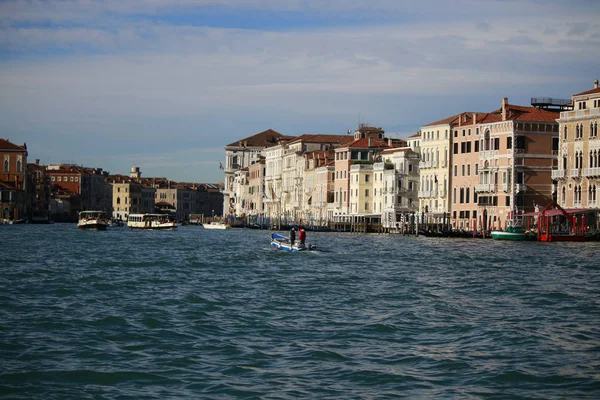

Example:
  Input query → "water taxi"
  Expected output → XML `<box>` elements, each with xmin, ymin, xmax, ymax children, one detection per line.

<box><xmin>127</xmin><ymin>213</ymin><xmax>177</xmax><ymax>230</ymax></box>
<box><xmin>77</xmin><ymin>211</ymin><xmax>108</xmax><ymax>230</ymax></box>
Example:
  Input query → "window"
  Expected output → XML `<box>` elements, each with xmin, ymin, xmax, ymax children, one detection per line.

<box><xmin>453</xmin><ymin>188</ymin><xmax>457</xmax><ymax>204</ymax></box>
<box><xmin>460</xmin><ymin>188</ymin><xmax>464</xmax><ymax>203</ymax></box>
<box><xmin>3</xmin><ymin>157</ymin><xmax>8</xmax><ymax>172</ymax></box>
<box><xmin>365</xmin><ymin>189</ymin><xmax>370</xmax><ymax>197</ymax></box>
<box><xmin>57</xmin><ymin>176</ymin><xmax>62</xmax><ymax>182</ymax></box>
<box><xmin>507</xmin><ymin>137</ymin><xmax>512</xmax><ymax>149</ymax></box>
<box><xmin>454</xmin><ymin>165</ymin><xmax>458</xmax><ymax>176</ymax></box>
<box><xmin>467</xmin><ymin>164</ymin><xmax>471</xmax><ymax>176</ymax></box>
<box><xmin>462</xmin><ymin>165</ymin><xmax>465</xmax><ymax>176</ymax></box>
<box><xmin>453</xmin><ymin>143</ymin><xmax>459</xmax><ymax>154</ymax></box>
<box><xmin>475</xmin><ymin>140</ymin><xmax>479</xmax><ymax>152</ymax></box>
<box><xmin>365</xmin><ymin>174</ymin><xmax>370</xmax><ymax>183</ymax></box>
<box><xmin>16</xmin><ymin>159</ymin><xmax>22</xmax><ymax>173</ymax></box>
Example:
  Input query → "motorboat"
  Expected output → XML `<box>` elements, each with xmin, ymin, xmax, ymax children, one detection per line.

<box><xmin>270</xmin><ymin>233</ymin><xmax>314</xmax><ymax>251</ymax></box>
<box><xmin>202</xmin><ymin>221</ymin><xmax>231</xmax><ymax>230</ymax></box>
<box><xmin>77</xmin><ymin>211</ymin><xmax>108</xmax><ymax>230</ymax></box>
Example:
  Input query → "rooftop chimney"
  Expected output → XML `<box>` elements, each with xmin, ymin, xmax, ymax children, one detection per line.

<box><xmin>595</xmin><ymin>79</ymin><xmax>599</xmax><ymax>89</ymax></box>
<box><xmin>472</xmin><ymin>113</ymin><xmax>477</xmax><ymax>125</ymax></box>
<box><xmin>388</xmin><ymin>138</ymin><xmax>393</xmax><ymax>147</ymax></box>
<box><xmin>368</xmin><ymin>137</ymin><xmax>373</xmax><ymax>147</ymax></box>
<box><xmin>501</xmin><ymin>97</ymin><xmax>508</xmax><ymax>121</ymax></box>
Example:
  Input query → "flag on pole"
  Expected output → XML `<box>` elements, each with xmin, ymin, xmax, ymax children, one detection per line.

<box><xmin>434</xmin><ymin>174</ymin><xmax>438</xmax><ymax>183</ymax></box>
<box><xmin>271</xmin><ymin>186</ymin><xmax>276</xmax><ymax>199</ymax></box>
<box><xmin>219</xmin><ymin>162</ymin><xmax>224</xmax><ymax>170</ymax></box>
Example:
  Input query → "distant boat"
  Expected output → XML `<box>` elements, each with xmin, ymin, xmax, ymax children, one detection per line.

<box><xmin>202</xmin><ymin>221</ymin><xmax>231</xmax><ymax>230</ymax></box>
<box><xmin>127</xmin><ymin>213</ymin><xmax>177</xmax><ymax>230</ymax></box>
<box><xmin>78</xmin><ymin>211</ymin><xmax>108</xmax><ymax>230</ymax></box>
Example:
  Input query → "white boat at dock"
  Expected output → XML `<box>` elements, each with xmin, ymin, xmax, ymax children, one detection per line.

<box><xmin>202</xmin><ymin>221</ymin><xmax>231</xmax><ymax>230</ymax></box>
<box><xmin>77</xmin><ymin>211</ymin><xmax>108</xmax><ymax>230</ymax></box>
<box><xmin>127</xmin><ymin>213</ymin><xmax>177</xmax><ymax>230</ymax></box>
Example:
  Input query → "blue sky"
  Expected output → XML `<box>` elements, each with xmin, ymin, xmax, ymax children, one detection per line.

<box><xmin>1</xmin><ymin>0</ymin><xmax>599</xmax><ymax>183</ymax></box>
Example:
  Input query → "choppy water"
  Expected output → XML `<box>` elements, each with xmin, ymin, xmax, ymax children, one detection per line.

<box><xmin>1</xmin><ymin>224</ymin><xmax>599</xmax><ymax>399</ymax></box>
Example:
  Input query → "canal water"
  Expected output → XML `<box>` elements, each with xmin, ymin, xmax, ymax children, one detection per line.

<box><xmin>1</xmin><ymin>224</ymin><xmax>599</xmax><ymax>399</ymax></box>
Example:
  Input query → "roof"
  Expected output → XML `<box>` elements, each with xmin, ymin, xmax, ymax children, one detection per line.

<box><xmin>380</xmin><ymin>147</ymin><xmax>414</xmax><ymax>155</ymax></box>
<box><xmin>573</xmin><ymin>87</ymin><xmax>600</xmax><ymax>97</ymax></box>
<box><xmin>225</xmin><ymin>129</ymin><xmax>286</xmax><ymax>149</ymax></box>
<box><xmin>338</xmin><ymin>138</ymin><xmax>391</xmax><ymax>150</ymax></box>
<box><xmin>0</xmin><ymin>138</ymin><xmax>27</xmax><ymax>151</ymax></box>
<box><xmin>408</xmin><ymin>132</ymin><xmax>421</xmax><ymax>138</ymax></box>
<box><xmin>491</xmin><ymin>104</ymin><xmax>559</xmax><ymax>122</ymax></box>
<box><xmin>288</xmin><ymin>134</ymin><xmax>354</xmax><ymax>145</ymax></box>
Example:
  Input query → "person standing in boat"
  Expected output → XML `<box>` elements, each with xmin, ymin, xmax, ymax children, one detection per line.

<box><xmin>298</xmin><ymin>227</ymin><xmax>306</xmax><ymax>245</ymax></box>
<box><xmin>290</xmin><ymin>227</ymin><xmax>296</xmax><ymax>245</ymax></box>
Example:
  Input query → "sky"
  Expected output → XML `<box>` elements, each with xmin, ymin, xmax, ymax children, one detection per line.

<box><xmin>1</xmin><ymin>0</ymin><xmax>599</xmax><ymax>183</ymax></box>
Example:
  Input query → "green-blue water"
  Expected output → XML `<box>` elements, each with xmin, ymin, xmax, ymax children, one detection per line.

<box><xmin>1</xmin><ymin>224</ymin><xmax>599</xmax><ymax>399</ymax></box>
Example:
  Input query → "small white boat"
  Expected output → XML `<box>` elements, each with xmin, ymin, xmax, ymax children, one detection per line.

<box><xmin>270</xmin><ymin>233</ymin><xmax>314</xmax><ymax>251</ymax></box>
<box><xmin>78</xmin><ymin>211</ymin><xmax>108</xmax><ymax>230</ymax></box>
<box><xmin>202</xmin><ymin>221</ymin><xmax>231</xmax><ymax>230</ymax></box>
<box><xmin>127</xmin><ymin>213</ymin><xmax>177</xmax><ymax>230</ymax></box>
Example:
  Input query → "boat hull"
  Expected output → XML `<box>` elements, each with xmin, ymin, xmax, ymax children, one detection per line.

<box><xmin>271</xmin><ymin>233</ymin><xmax>308</xmax><ymax>251</ymax></box>
<box><xmin>78</xmin><ymin>222</ymin><xmax>108</xmax><ymax>230</ymax></box>
<box><xmin>490</xmin><ymin>230</ymin><xmax>534</xmax><ymax>241</ymax></box>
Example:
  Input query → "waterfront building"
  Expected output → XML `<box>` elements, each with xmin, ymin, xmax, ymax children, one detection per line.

<box><xmin>245</xmin><ymin>157</ymin><xmax>266</xmax><ymax>224</ymax></box>
<box><xmin>301</xmin><ymin>150</ymin><xmax>335</xmax><ymax>226</ymax></box>
<box><xmin>232</xmin><ymin>167</ymin><xmax>250</xmax><ymax>218</ymax></box>
<box><xmin>27</xmin><ymin>160</ymin><xmax>52</xmax><ymax>222</ymax></box>
<box><xmin>315</xmin><ymin>160</ymin><xmax>335</xmax><ymax>226</ymax></box>
<box><xmin>418</xmin><ymin>115</ymin><xmax>462</xmax><ymax>229</ymax></box>
<box><xmin>378</xmin><ymin>147</ymin><xmax>420</xmax><ymax>231</ymax></box>
<box><xmin>281</xmin><ymin>134</ymin><xmax>353</xmax><ymax>224</ymax></box>
<box><xmin>469</xmin><ymin>98</ymin><xmax>559</xmax><ymax>230</ymax></box>
<box><xmin>407</xmin><ymin>131</ymin><xmax>421</xmax><ymax>153</ymax></box>
<box><xmin>47</xmin><ymin>164</ymin><xmax>107</xmax><ymax>216</ymax></box>
<box><xmin>106</xmin><ymin>176</ymin><xmax>155</xmax><ymax>221</ymax></box>
<box><xmin>223</xmin><ymin>129</ymin><xmax>286</xmax><ymax>216</ymax></box>
<box><xmin>555</xmin><ymin>80</ymin><xmax>600</xmax><ymax>209</ymax></box>
<box><xmin>333</xmin><ymin>125</ymin><xmax>391</xmax><ymax>221</ymax></box>
<box><xmin>0</xmin><ymin>138</ymin><xmax>28</xmax><ymax>221</ymax></box>
<box><xmin>449</xmin><ymin>113</ymin><xmax>492</xmax><ymax>230</ymax></box>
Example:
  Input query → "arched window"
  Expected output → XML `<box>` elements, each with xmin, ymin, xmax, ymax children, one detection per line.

<box><xmin>561</xmin><ymin>186</ymin><xmax>566</xmax><ymax>204</ymax></box>
<box><xmin>3</xmin><ymin>159</ymin><xmax>8</xmax><ymax>172</ymax></box>
<box><xmin>563</xmin><ymin>126</ymin><xmax>567</xmax><ymax>139</ymax></box>
<box><xmin>117</xmin><ymin>197</ymin><xmax>121</xmax><ymax>204</ymax></box>
<box><xmin>16</xmin><ymin>160</ymin><xmax>21</xmax><ymax>173</ymax></box>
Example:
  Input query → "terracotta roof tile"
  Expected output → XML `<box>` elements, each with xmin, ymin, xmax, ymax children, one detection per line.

<box><xmin>0</xmin><ymin>138</ymin><xmax>27</xmax><ymax>151</ymax></box>
<box><xmin>225</xmin><ymin>129</ymin><xmax>286</xmax><ymax>148</ymax></box>
<box><xmin>339</xmin><ymin>138</ymin><xmax>391</xmax><ymax>149</ymax></box>
<box><xmin>573</xmin><ymin>87</ymin><xmax>600</xmax><ymax>97</ymax></box>
<box><xmin>288</xmin><ymin>134</ymin><xmax>354</xmax><ymax>144</ymax></box>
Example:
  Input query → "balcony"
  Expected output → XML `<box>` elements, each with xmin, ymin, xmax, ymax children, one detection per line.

<box><xmin>475</xmin><ymin>183</ymin><xmax>496</xmax><ymax>193</ymax></box>
<box><xmin>501</xmin><ymin>183</ymin><xmax>509</xmax><ymax>192</ymax></box>
<box><xmin>570</xmin><ymin>168</ymin><xmax>581</xmax><ymax>178</ymax></box>
<box><xmin>583</xmin><ymin>167</ymin><xmax>600</xmax><ymax>177</ymax></box>
<box><xmin>551</xmin><ymin>169</ymin><xmax>566</xmax><ymax>180</ymax></box>
<box><xmin>418</xmin><ymin>190</ymin><xmax>432</xmax><ymax>198</ymax></box>
<box><xmin>419</xmin><ymin>161</ymin><xmax>433</xmax><ymax>169</ymax></box>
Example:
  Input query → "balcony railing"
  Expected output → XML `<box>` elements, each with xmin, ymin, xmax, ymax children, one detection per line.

<box><xmin>501</xmin><ymin>183</ymin><xmax>509</xmax><ymax>192</ymax></box>
<box><xmin>551</xmin><ymin>169</ymin><xmax>566</xmax><ymax>180</ymax></box>
<box><xmin>418</xmin><ymin>190</ymin><xmax>432</xmax><ymax>198</ymax></box>
<box><xmin>570</xmin><ymin>168</ymin><xmax>581</xmax><ymax>178</ymax></box>
<box><xmin>583</xmin><ymin>167</ymin><xmax>600</xmax><ymax>177</ymax></box>
<box><xmin>475</xmin><ymin>183</ymin><xmax>496</xmax><ymax>193</ymax></box>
